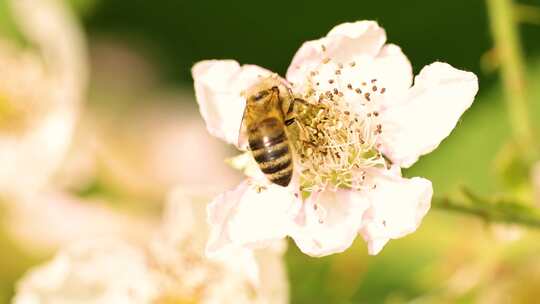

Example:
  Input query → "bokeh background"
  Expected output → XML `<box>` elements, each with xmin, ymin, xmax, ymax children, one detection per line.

<box><xmin>1</xmin><ymin>0</ymin><xmax>540</xmax><ymax>303</ymax></box>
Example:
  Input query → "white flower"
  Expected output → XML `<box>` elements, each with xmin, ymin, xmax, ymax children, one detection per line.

<box><xmin>87</xmin><ymin>101</ymin><xmax>241</xmax><ymax>199</ymax></box>
<box><xmin>55</xmin><ymin>41</ymin><xmax>242</xmax><ymax>198</ymax></box>
<box><xmin>13</xmin><ymin>188</ymin><xmax>289</xmax><ymax>304</ymax></box>
<box><xmin>0</xmin><ymin>0</ymin><xmax>87</xmax><ymax>199</ymax></box>
<box><xmin>151</xmin><ymin>188</ymin><xmax>288</xmax><ymax>304</ymax></box>
<box><xmin>6</xmin><ymin>192</ymin><xmax>155</xmax><ymax>252</ymax></box>
<box><xmin>192</xmin><ymin>21</ymin><xmax>478</xmax><ymax>256</ymax></box>
<box><xmin>13</xmin><ymin>239</ymin><xmax>161</xmax><ymax>304</ymax></box>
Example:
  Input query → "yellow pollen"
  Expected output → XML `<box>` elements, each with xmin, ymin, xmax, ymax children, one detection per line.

<box><xmin>289</xmin><ymin>95</ymin><xmax>385</xmax><ymax>192</ymax></box>
<box><xmin>0</xmin><ymin>93</ymin><xmax>27</xmax><ymax>132</ymax></box>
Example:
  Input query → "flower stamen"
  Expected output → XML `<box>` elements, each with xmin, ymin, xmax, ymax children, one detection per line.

<box><xmin>284</xmin><ymin>55</ymin><xmax>392</xmax><ymax>193</ymax></box>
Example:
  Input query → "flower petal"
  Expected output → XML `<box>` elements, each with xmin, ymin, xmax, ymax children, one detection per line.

<box><xmin>159</xmin><ymin>187</ymin><xmax>209</xmax><ymax>250</ymax></box>
<box><xmin>304</xmin><ymin>43</ymin><xmax>412</xmax><ymax>112</ymax></box>
<box><xmin>7</xmin><ymin>192</ymin><xmax>153</xmax><ymax>251</ymax></box>
<box><xmin>143</xmin><ymin>186</ymin><xmax>290</xmax><ymax>303</ymax></box>
<box><xmin>192</xmin><ymin>60</ymin><xmax>271</xmax><ymax>148</ymax></box>
<box><xmin>291</xmin><ymin>190</ymin><xmax>370</xmax><ymax>257</ymax></box>
<box><xmin>13</xmin><ymin>239</ymin><xmax>160</xmax><ymax>304</ymax></box>
<box><xmin>206</xmin><ymin>180</ymin><xmax>301</xmax><ymax>257</ymax></box>
<box><xmin>360</xmin><ymin>168</ymin><xmax>433</xmax><ymax>255</ymax></box>
<box><xmin>286</xmin><ymin>21</ymin><xmax>386</xmax><ymax>85</ymax></box>
<box><xmin>0</xmin><ymin>108</ymin><xmax>76</xmax><ymax>198</ymax></box>
<box><xmin>0</xmin><ymin>0</ymin><xmax>87</xmax><ymax>199</ymax></box>
<box><xmin>157</xmin><ymin>187</ymin><xmax>262</xmax><ymax>288</ymax></box>
<box><xmin>253</xmin><ymin>241</ymin><xmax>289</xmax><ymax>304</ymax></box>
<box><xmin>374</xmin><ymin>44</ymin><xmax>413</xmax><ymax>101</ymax></box>
<box><xmin>379</xmin><ymin>62</ymin><xmax>479</xmax><ymax>168</ymax></box>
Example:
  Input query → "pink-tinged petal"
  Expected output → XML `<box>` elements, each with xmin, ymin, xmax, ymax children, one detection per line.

<box><xmin>291</xmin><ymin>190</ymin><xmax>370</xmax><ymax>257</ymax></box>
<box><xmin>253</xmin><ymin>240</ymin><xmax>289</xmax><ymax>304</ymax></box>
<box><xmin>379</xmin><ymin>62</ymin><xmax>479</xmax><ymax>168</ymax></box>
<box><xmin>329</xmin><ymin>43</ymin><xmax>412</xmax><ymax>114</ymax></box>
<box><xmin>7</xmin><ymin>192</ymin><xmax>153</xmax><ymax>251</ymax></box>
<box><xmin>286</xmin><ymin>21</ymin><xmax>386</xmax><ymax>85</ymax></box>
<box><xmin>192</xmin><ymin>60</ymin><xmax>271</xmax><ymax>148</ymax></box>
<box><xmin>360</xmin><ymin>168</ymin><xmax>433</xmax><ymax>255</ymax></box>
<box><xmin>13</xmin><ymin>239</ymin><xmax>160</xmax><ymax>304</ymax></box>
<box><xmin>152</xmin><ymin>187</ymin><xmax>263</xmax><ymax>293</ymax></box>
<box><xmin>375</xmin><ymin>44</ymin><xmax>413</xmax><ymax>101</ymax></box>
<box><xmin>366</xmin><ymin>238</ymin><xmax>389</xmax><ymax>256</ymax></box>
<box><xmin>206</xmin><ymin>180</ymin><xmax>301</xmax><ymax>257</ymax></box>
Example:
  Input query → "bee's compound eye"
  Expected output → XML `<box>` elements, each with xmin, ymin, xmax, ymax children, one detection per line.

<box><xmin>253</xmin><ymin>90</ymin><xmax>269</xmax><ymax>101</ymax></box>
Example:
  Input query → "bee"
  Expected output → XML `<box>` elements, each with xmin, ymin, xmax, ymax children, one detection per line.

<box><xmin>241</xmin><ymin>76</ymin><xmax>303</xmax><ymax>187</ymax></box>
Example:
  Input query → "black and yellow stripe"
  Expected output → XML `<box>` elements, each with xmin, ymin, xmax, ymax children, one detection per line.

<box><xmin>249</xmin><ymin>128</ymin><xmax>293</xmax><ymax>187</ymax></box>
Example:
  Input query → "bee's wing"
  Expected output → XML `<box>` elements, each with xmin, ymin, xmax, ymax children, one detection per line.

<box><xmin>237</xmin><ymin>104</ymin><xmax>249</xmax><ymax>150</ymax></box>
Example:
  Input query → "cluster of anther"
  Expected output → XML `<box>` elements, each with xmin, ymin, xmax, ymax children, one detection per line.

<box><xmin>149</xmin><ymin>236</ymin><xmax>255</xmax><ymax>303</ymax></box>
<box><xmin>0</xmin><ymin>94</ymin><xmax>38</xmax><ymax>133</ymax></box>
<box><xmin>290</xmin><ymin>45</ymin><xmax>388</xmax><ymax>193</ymax></box>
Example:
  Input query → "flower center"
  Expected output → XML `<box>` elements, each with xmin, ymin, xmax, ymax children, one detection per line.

<box><xmin>0</xmin><ymin>92</ymin><xmax>29</xmax><ymax>132</ymax></box>
<box><xmin>150</xmin><ymin>237</ymin><xmax>257</xmax><ymax>304</ymax></box>
<box><xmin>0</xmin><ymin>83</ymin><xmax>50</xmax><ymax>135</ymax></box>
<box><xmin>0</xmin><ymin>48</ymin><xmax>50</xmax><ymax>135</ymax></box>
<box><xmin>289</xmin><ymin>54</ymin><xmax>389</xmax><ymax>193</ymax></box>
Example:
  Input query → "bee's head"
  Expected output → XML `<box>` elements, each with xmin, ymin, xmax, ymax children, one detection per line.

<box><xmin>250</xmin><ymin>86</ymin><xmax>278</xmax><ymax>103</ymax></box>
<box><xmin>244</xmin><ymin>76</ymin><xmax>289</xmax><ymax>114</ymax></box>
<box><xmin>245</xmin><ymin>81</ymin><xmax>280</xmax><ymax>112</ymax></box>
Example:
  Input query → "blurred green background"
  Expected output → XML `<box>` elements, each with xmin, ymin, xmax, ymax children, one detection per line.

<box><xmin>2</xmin><ymin>0</ymin><xmax>540</xmax><ymax>303</ymax></box>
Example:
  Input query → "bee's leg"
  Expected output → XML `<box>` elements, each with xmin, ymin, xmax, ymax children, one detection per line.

<box><xmin>293</xmin><ymin>97</ymin><xmax>308</xmax><ymax>105</ymax></box>
<box><xmin>286</xmin><ymin>98</ymin><xmax>308</xmax><ymax>115</ymax></box>
<box><xmin>284</xmin><ymin>102</ymin><xmax>296</xmax><ymax>126</ymax></box>
<box><xmin>284</xmin><ymin>98</ymin><xmax>307</xmax><ymax>126</ymax></box>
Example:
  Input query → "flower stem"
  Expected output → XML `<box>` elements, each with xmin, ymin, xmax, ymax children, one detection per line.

<box><xmin>432</xmin><ymin>196</ymin><xmax>540</xmax><ymax>228</ymax></box>
<box><xmin>514</xmin><ymin>3</ymin><xmax>540</xmax><ymax>25</ymax></box>
<box><xmin>486</xmin><ymin>0</ymin><xmax>536</xmax><ymax>156</ymax></box>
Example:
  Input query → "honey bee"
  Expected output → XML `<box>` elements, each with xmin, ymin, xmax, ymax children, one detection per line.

<box><xmin>241</xmin><ymin>76</ymin><xmax>303</xmax><ymax>187</ymax></box>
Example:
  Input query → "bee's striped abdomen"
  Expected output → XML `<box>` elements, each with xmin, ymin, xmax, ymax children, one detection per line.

<box><xmin>248</xmin><ymin>119</ymin><xmax>293</xmax><ymax>187</ymax></box>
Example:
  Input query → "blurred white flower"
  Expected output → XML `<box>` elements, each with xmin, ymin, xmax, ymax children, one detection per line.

<box><xmin>13</xmin><ymin>239</ymin><xmax>161</xmax><ymax>304</ymax></box>
<box><xmin>54</xmin><ymin>41</ymin><xmax>241</xmax><ymax>199</ymax></box>
<box><xmin>192</xmin><ymin>21</ymin><xmax>478</xmax><ymax>256</ymax></box>
<box><xmin>490</xmin><ymin>223</ymin><xmax>523</xmax><ymax>242</ymax></box>
<box><xmin>150</xmin><ymin>188</ymin><xmax>288</xmax><ymax>304</ymax></box>
<box><xmin>0</xmin><ymin>0</ymin><xmax>87</xmax><ymax>199</ymax></box>
<box><xmin>13</xmin><ymin>188</ymin><xmax>289</xmax><ymax>304</ymax></box>
<box><xmin>93</xmin><ymin>102</ymin><xmax>241</xmax><ymax>199</ymax></box>
<box><xmin>6</xmin><ymin>192</ymin><xmax>156</xmax><ymax>252</ymax></box>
